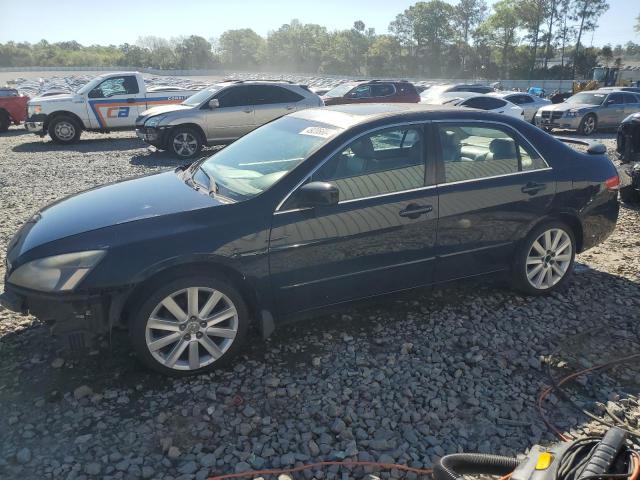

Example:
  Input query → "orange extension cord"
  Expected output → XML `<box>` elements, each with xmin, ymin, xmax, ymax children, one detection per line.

<box><xmin>537</xmin><ymin>353</ymin><xmax>640</xmax><ymax>441</ymax></box>
<box><xmin>208</xmin><ymin>352</ymin><xmax>640</xmax><ymax>479</ymax></box>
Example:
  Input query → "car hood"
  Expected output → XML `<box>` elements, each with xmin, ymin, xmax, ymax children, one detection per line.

<box><xmin>30</xmin><ymin>93</ymin><xmax>77</xmax><ymax>104</ymax></box>
<box><xmin>9</xmin><ymin>171</ymin><xmax>223</xmax><ymax>257</ymax></box>
<box><xmin>540</xmin><ymin>103</ymin><xmax>597</xmax><ymax>112</ymax></box>
<box><xmin>139</xmin><ymin>104</ymin><xmax>193</xmax><ymax>119</ymax></box>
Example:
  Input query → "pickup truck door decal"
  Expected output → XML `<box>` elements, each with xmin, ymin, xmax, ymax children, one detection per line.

<box><xmin>88</xmin><ymin>96</ymin><xmax>189</xmax><ymax>128</ymax></box>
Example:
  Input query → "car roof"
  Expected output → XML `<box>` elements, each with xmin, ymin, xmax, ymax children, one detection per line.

<box><xmin>490</xmin><ymin>91</ymin><xmax>530</xmax><ymax>97</ymax></box>
<box><xmin>289</xmin><ymin>103</ymin><xmax>491</xmax><ymax>129</ymax></box>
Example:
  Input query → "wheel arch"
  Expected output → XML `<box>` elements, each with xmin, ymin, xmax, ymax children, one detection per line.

<box><xmin>45</xmin><ymin>110</ymin><xmax>86</xmax><ymax>130</ymax></box>
<box><xmin>168</xmin><ymin>123</ymin><xmax>208</xmax><ymax>145</ymax></box>
<box><xmin>527</xmin><ymin>211</ymin><xmax>584</xmax><ymax>253</ymax></box>
<box><xmin>116</xmin><ymin>259</ymin><xmax>260</xmax><ymax>329</ymax></box>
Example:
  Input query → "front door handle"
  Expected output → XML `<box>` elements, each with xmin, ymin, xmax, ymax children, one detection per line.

<box><xmin>126</xmin><ymin>98</ymin><xmax>136</xmax><ymax>104</ymax></box>
<box><xmin>521</xmin><ymin>182</ymin><xmax>547</xmax><ymax>195</ymax></box>
<box><xmin>399</xmin><ymin>203</ymin><xmax>433</xmax><ymax>219</ymax></box>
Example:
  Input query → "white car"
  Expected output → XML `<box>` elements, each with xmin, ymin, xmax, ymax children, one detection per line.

<box><xmin>423</xmin><ymin>92</ymin><xmax>524</xmax><ymax>119</ymax></box>
<box><xmin>488</xmin><ymin>91</ymin><xmax>551</xmax><ymax>122</ymax></box>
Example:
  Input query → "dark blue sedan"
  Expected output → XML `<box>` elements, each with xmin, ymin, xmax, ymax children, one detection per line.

<box><xmin>1</xmin><ymin>104</ymin><xmax>620</xmax><ymax>375</ymax></box>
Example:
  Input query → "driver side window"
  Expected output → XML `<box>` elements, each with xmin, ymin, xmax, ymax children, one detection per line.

<box><xmin>89</xmin><ymin>76</ymin><xmax>139</xmax><ymax>98</ymax></box>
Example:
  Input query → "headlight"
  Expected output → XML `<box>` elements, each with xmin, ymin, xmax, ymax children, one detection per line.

<box><xmin>565</xmin><ymin>110</ymin><xmax>579</xmax><ymax>118</ymax></box>
<box><xmin>145</xmin><ymin>115</ymin><xmax>166</xmax><ymax>128</ymax></box>
<box><xmin>28</xmin><ymin>104</ymin><xmax>42</xmax><ymax>115</ymax></box>
<box><xmin>8</xmin><ymin>250</ymin><xmax>105</xmax><ymax>292</ymax></box>
<box><xmin>535</xmin><ymin>110</ymin><xmax>543</xmax><ymax>116</ymax></box>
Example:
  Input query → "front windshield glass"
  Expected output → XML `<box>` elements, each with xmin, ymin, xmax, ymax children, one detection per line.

<box><xmin>566</xmin><ymin>92</ymin><xmax>606</xmax><ymax>105</ymax></box>
<box><xmin>200</xmin><ymin>116</ymin><xmax>344</xmax><ymax>201</ymax></box>
<box><xmin>324</xmin><ymin>84</ymin><xmax>355</xmax><ymax>98</ymax></box>
<box><xmin>76</xmin><ymin>78</ymin><xmax>100</xmax><ymax>95</ymax></box>
<box><xmin>182</xmin><ymin>86</ymin><xmax>222</xmax><ymax>107</ymax></box>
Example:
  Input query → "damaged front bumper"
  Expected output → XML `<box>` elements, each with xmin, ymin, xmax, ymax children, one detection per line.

<box><xmin>0</xmin><ymin>282</ymin><xmax>126</xmax><ymax>351</ymax></box>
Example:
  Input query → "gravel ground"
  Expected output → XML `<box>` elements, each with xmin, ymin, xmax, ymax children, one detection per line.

<box><xmin>0</xmin><ymin>127</ymin><xmax>639</xmax><ymax>480</ymax></box>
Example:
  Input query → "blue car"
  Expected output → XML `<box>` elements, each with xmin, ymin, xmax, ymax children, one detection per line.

<box><xmin>1</xmin><ymin>104</ymin><xmax>620</xmax><ymax>375</ymax></box>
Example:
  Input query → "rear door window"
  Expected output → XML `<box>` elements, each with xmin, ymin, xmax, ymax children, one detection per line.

<box><xmin>436</xmin><ymin>123</ymin><xmax>547</xmax><ymax>183</ymax></box>
<box><xmin>461</xmin><ymin>97</ymin><xmax>505</xmax><ymax>110</ymax></box>
<box><xmin>248</xmin><ymin>85</ymin><xmax>303</xmax><ymax>105</ymax></box>
<box><xmin>370</xmin><ymin>84</ymin><xmax>396</xmax><ymax>97</ymax></box>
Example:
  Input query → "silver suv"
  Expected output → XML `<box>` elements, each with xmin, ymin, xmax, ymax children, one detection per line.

<box><xmin>136</xmin><ymin>80</ymin><xmax>323</xmax><ymax>158</ymax></box>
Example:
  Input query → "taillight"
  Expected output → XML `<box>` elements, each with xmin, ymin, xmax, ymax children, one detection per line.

<box><xmin>605</xmin><ymin>175</ymin><xmax>620</xmax><ymax>191</ymax></box>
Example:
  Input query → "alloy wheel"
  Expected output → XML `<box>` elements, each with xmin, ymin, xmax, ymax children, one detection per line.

<box><xmin>582</xmin><ymin>116</ymin><xmax>595</xmax><ymax>135</ymax></box>
<box><xmin>54</xmin><ymin>121</ymin><xmax>76</xmax><ymax>141</ymax></box>
<box><xmin>145</xmin><ymin>287</ymin><xmax>238</xmax><ymax>371</ymax></box>
<box><xmin>172</xmin><ymin>133</ymin><xmax>198</xmax><ymax>157</ymax></box>
<box><xmin>525</xmin><ymin>228</ymin><xmax>572</xmax><ymax>290</ymax></box>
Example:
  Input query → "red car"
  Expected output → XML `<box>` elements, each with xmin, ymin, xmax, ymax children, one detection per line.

<box><xmin>0</xmin><ymin>88</ymin><xmax>29</xmax><ymax>132</ymax></box>
<box><xmin>322</xmin><ymin>80</ymin><xmax>420</xmax><ymax>106</ymax></box>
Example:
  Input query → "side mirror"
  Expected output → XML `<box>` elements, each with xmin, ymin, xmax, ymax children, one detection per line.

<box><xmin>296</xmin><ymin>181</ymin><xmax>339</xmax><ymax>208</ymax></box>
<box><xmin>88</xmin><ymin>90</ymin><xmax>100</xmax><ymax>99</ymax></box>
<box><xmin>208</xmin><ymin>99</ymin><xmax>220</xmax><ymax>109</ymax></box>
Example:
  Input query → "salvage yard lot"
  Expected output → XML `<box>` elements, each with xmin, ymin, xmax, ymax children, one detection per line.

<box><xmin>0</xmin><ymin>127</ymin><xmax>639</xmax><ymax>479</ymax></box>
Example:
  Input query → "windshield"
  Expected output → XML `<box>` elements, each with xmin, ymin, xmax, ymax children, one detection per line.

<box><xmin>76</xmin><ymin>78</ymin><xmax>101</xmax><ymax>95</ymax></box>
<box><xmin>182</xmin><ymin>86</ymin><xmax>222</xmax><ymax>107</ymax></box>
<box><xmin>566</xmin><ymin>92</ymin><xmax>606</xmax><ymax>105</ymax></box>
<box><xmin>324</xmin><ymin>84</ymin><xmax>355</xmax><ymax>98</ymax></box>
<box><xmin>200</xmin><ymin>116</ymin><xmax>344</xmax><ymax>201</ymax></box>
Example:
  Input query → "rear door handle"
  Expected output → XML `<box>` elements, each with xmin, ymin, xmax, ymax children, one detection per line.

<box><xmin>399</xmin><ymin>203</ymin><xmax>433</xmax><ymax>219</ymax></box>
<box><xmin>521</xmin><ymin>182</ymin><xmax>547</xmax><ymax>195</ymax></box>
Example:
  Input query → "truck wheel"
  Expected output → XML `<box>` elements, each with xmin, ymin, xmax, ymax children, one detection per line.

<box><xmin>0</xmin><ymin>110</ymin><xmax>9</xmax><ymax>133</ymax></box>
<box><xmin>169</xmin><ymin>127</ymin><xmax>203</xmax><ymax>159</ymax></box>
<box><xmin>48</xmin><ymin>115</ymin><xmax>81</xmax><ymax>144</ymax></box>
<box><xmin>128</xmin><ymin>275</ymin><xmax>249</xmax><ymax>376</ymax></box>
<box><xmin>620</xmin><ymin>185</ymin><xmax>640</xmax><ymax>203</ymax></box>
<box><xmin>578</xmin><ymin>114</ymin><xmax>597</xmax><ymax>136</ymax></box>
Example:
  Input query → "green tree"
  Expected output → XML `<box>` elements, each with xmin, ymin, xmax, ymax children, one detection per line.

<box><xmin>600</xmin><ymin>44</ymin><xmax>613</xmax><ymax>66</ymax></box>
<box><xmin>518</xmin><ymin>0</ymin><xmax>548</xmax><ymax>78</ymax></box>
<box><xmin>218</xmin><ymin>29</ymin><xmax>264</xmax><ymax>69</ymax></box>
<box><xmin>481</xmin><ymin>0</ymin><xmax>521</xmax><ymax>78</ymax></box>
<box><xmin>389</xmin><ymin>0</ymin><xmax>456</xmax><ymax>76</ymax></box>
<box><xmin>174</xmin><ymin>35</ymin><xmax>216</xmax><ymax>69</ymax></box>
<box><xmin>366</xmin><ymin>35</ymin><xmax>402</xmax><ymax>76</ymax></box>
<box><xmin>455</xmin><ymin>0</ymin><xmax>487</xmax><ymax>74</ymax></box>
<box><xmin>570</xmin><ymin>0</ymin><xmax>609</xmax><ymax>78</ymax></box>
<box><xmin>265</xmin><ymin>20</ymin><xmax>329</xmax><ymax>72</ymax></box>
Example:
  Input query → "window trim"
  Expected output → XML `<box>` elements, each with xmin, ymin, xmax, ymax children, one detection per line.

<box><xmin>432</xmin><ymin>119</ymin><xmax>550</xmax><ymax>185</ymax></box>
<box><xmin>275</xmin><ymin>121</ymin><xmax>431</xmax><ymax>213</ymax></box>
<box><xmin>91</xmin><ymin>75</ymin><xmax>139</xmax><ymax>98</ymax></box>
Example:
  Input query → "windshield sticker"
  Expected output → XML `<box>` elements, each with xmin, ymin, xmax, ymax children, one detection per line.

<box><xmin>299</xmin><ymin>126</ymin><xmax>339</xmax><ymax>138</ymax></box>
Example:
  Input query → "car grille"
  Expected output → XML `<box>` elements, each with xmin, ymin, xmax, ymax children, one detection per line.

<box><xmin>541</xmin><ymin>111</ymin><xmax>563</xmax><ymax>120</ymax></box>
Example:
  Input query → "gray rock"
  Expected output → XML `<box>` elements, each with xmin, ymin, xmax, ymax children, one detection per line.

<box><xmin>16</xmin><ymin>447</ymin><xmax>31</xmax><ymax>464</ymax></box>
<box><xmin>178</xmin><ymin>460</ymin><xmax>198</xmax><ymax>474</ymax></box>
<box><xmin>84</xmin><ymin>462</ymin><xmax>101</xmax><ymax>475</ymax></box>
<box><xmin>331</xmin><ymin>418</ymin><xmax>346</xmax><ymax>434</ymax></box>
<box><xmin>73</xmin><ymin>385</ymin><xmax>93</xmax><ymax>400</ymax></box>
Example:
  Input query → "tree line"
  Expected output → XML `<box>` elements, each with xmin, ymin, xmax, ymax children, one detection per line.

<box><xmin>1</xmin><ymin>0</ymin><xmax>638</xmax><ymax>80</ymax></box>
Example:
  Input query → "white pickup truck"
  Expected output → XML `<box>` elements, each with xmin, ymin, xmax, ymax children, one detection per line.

<box><xmin>25</xmin><ymin>72</ymin><xmax>202</xmax><ymax>144</ymax></box>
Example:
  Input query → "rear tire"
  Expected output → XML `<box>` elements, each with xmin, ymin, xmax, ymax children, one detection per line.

<box><xmin>578</xmin><ymin>114</ymin><xmax>597</xmax><ymax>136</ymax></box>
<box><xmin>128</xmin><ymin>275</ymin><xmax>249</xmax><ymax>376</ymax></box>
<box><xmin>169</xmin><ymin>126</ymin><xmax>203</xmax><ymax>159</ymax></box>
<box><xmin>48</xmin><ymin>115</ymin><xmax>81</xmax><ymax>144</ymax></box>
<box><xmin>512</xmin><ymin>221</ymin><xmax>576</xmax><ymax>296</ymax></box>
<box><xmin>0</xmin><ymin>110</ymin><xmax>10</xmax><ymax>132</ymax></box>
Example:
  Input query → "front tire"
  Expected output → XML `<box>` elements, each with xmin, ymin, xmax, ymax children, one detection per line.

<box><xmin>129</xmin><ymin>275</ymin><xmax>249</xmax><ymax>376</ymax></box>
<box><xmin>169</xmin><ymin>126</ymin><xmax>203</xmax><ymax>159</ymax></box>
<box><xmin>48</xmin><ymin>115</ymin><xmax>82</xmax><ymax>144</ymax></box>
<box><xmin>512</xmin><ymin>221</ymin><xmax>576</xmax><ymax>296</ymax></box>
<box><xmin>579</xmin><ymin>114</ymin><xmax>597</xmax><ymax>136</ymax></box>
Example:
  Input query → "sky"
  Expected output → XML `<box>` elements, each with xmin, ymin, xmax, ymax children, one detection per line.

<box><xmin>0</xmin><ymin>0</ymin><xmax>638</xmax><ymax>47</ymax></box>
